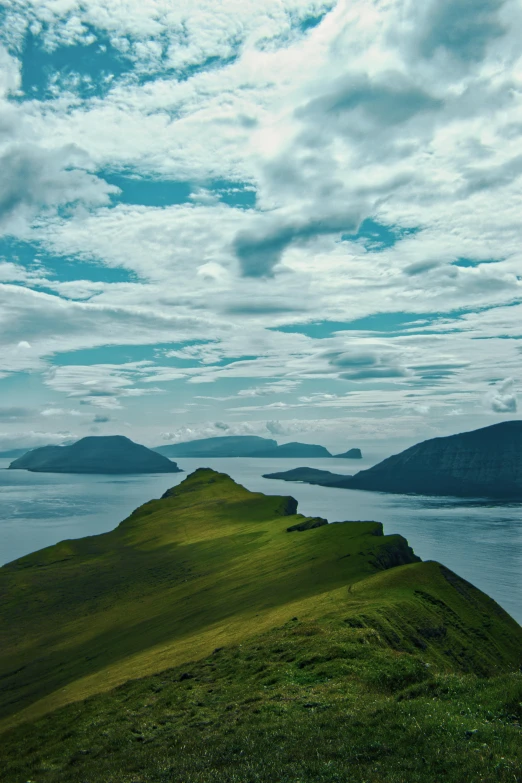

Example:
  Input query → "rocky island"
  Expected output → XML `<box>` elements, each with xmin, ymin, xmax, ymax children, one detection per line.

<box><xmin>155</xmin><ymin>435</ymin><xmax>278</xmax><ymax>458</ymax></box>
<box><xmin>333</xmin><ymin>448</ymin><xmax>362</xmax><ymax>459</ymax></box>
<box><xmin>264</xmin><ymin>466</ymin><xmax>354</xmax><ymax>486</ymax></box>
<box><xmin>253</xmin><ymin>441</ymin><xmax>331</xmax><ymax>458</ymax></box>
<box><xmin>264</xmin><ymin>421</ymin><xmax>522</xmax><ymax>499</ymax></box>
<box><xmin>155</xmin><ymin>434</ymin><xmax>360</xmax><ymax>459</ymax></box>
<box><xmin>8</xmin><ymin>435</ymin><xmax>182</xmax><ymax>475</ymax></box>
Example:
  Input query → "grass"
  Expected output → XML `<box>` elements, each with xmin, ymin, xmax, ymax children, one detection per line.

<box><xmin>1</xmin><ymin>468</ymin><xmax>521</xmax><ymax>781</ymax></box>
<box><xmin>1</xmin><ymin>617</ymin><xmax>521</xmax><ymax>782</ymax></box>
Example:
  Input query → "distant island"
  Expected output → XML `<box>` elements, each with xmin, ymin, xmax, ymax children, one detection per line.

<box><xmin>264</xmin><ymin>421</ymin><xmax>522</xmax><ymax>499</ymax></box>
<box><xmin>155</xmin><ymin>435</ymin><xmax>361</xmax><ymax>459</ymax></box>
<box><xmin>8</xmin><ymin>435</ymin><xmax>182</xmax><ymax>475</ymax></box>
<box><xmin>253</xmin><ymin>441</ymin><xmax>331</xmax><ymax>458</ymax></box>
<box><xmin>263</xmin><ymin>467</ymin><xmax>354</xmax><ymax>486</ymax></box>
<box><xmin>333</xmin><ymin>448</ymin><xmax>362</xmax><ymax>459</ymax></box>
<box><xmin>155</xmin><ymin>435</ymin><xmax>277</xmax><ymax>457</ymax></box>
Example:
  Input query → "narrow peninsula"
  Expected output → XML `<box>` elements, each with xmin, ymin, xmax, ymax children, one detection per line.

<box><xmin>1</xmin><ymin>470</ymin><xmax>520</xmax><ymax>782</ymax></box>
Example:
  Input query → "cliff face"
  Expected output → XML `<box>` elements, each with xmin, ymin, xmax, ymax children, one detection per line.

<box><xmin>350</xmin><ymin>421</ymin><xmax>522</xmax><ymax>498</ymax></box>
<box><xmin>8</xmin><ymin>436</ymin><xmax>182</xmax><ymax>475</ymax></box>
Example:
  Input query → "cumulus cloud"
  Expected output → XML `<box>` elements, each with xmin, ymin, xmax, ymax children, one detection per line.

<box><xmin>411</xmin><ymin>0</ymin><xmax>506</xmax><ymax>64</ymax></box>
<box><xmin>488</xmin><ymin>377</ymin><xmax>517</xmax><ymax>413</ymax></box>
<box><xmin>0</xmin><ymin>47</ymin><xmax>21</xmax><ymax>98</ymax></box>
<box><xmin>0</xmin><ymin>143</ymin><xmax>119</xmax><ymax>232</ymax></box>
<box><xmin>234</xmin><ymin>212</ymin><xmax>360</xmax><ymax>277</ymax></box>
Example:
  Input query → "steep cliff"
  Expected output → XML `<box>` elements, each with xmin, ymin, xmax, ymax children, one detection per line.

<box><xmin>349</xmin><ymin>420</ymin><xmax>522</xmax><ymax>498</ymax></box>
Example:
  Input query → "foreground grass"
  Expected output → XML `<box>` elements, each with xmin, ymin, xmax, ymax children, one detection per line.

<box><xmin>1</xmin><ymin>617</ymin><xmax>521</xmax><ymax>783</ymax></box>
<box><xmin>1</xmin><ymin>469</ymin><xmax>521</xmax><ymax>782</ymax></box>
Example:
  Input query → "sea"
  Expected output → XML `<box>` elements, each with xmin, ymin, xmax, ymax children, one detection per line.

<box><xmin>1</xmin><ymin>454</ymin><xmax>521</xmax><ymax>624</ymax></box>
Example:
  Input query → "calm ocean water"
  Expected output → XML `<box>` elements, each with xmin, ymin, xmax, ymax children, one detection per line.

<box><xmin>1</xmin><ymin>455</ymin><xmax>521</xmax><ymax>624</ymax></box>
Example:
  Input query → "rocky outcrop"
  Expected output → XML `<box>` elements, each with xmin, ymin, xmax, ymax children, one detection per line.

<box><xmin>334</xmin><ymin>448</ymin><xmax>362</xmax><ymax>459</ymax></box>
<box><xmin>9</xmin><ymin>436</ymin><xmax>182</xmax><ymax>475</ymax></box>
<box><xmin>286</xmin><ymin>516</ymin><xmax>328</xmax><ymax>532</ymax></box>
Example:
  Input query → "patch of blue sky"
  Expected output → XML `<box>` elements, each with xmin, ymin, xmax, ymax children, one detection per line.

<box><xmin>211</xmin><ymin>180</ymin><xmax>257</xmax><ymax>210</ymax></box>
<box><xmin>51</xmin><ymin>342</ymin><xmax>211</xmax><ymax>368</ymax></box>
<box><xmin>271</xmin><ymin>298</ymin><xmax>522</xmax><ymax>340</ymax></box>
<box><xmin>104</xmin><ymin>174</ymin><xmax>256</xmax><ymax>210</ymax></box>
<box><xmin>341</xmin><ymin>218</ymin><xmax>419</xmax><ymax>251</ymax></box>
<box><xmin>0</xmin><ymin>370</ymin><xmax>48</xmax><ymax>404</ymax></box>
<box><xmin>298</xmin><ymin>9</ymin><xmax>333</xmax><ymax>32</ymax></box>
<box><xmin>171</xmin><ymin>53</ymin><xmax>239</xmax><ymax>84</ymax></box>
<box><xmin>49</xmin><ymin>343</ymin><xmax>258</xmax><ymax>369</ymax></box>
<box><xmin>18</xmin><ymin>26</ymin><xmax>134</xmax><ymax>101</ymax></box>
<box><xmin>0</xmin><ymin>238</ymin><xmax>136</xmax><ymax>285</ymax></box>
<box><xmin>104</xmin><ymin>173</ymin><xmax>192</xmax><ymax>208</ymax></box>
<box><xmin>271</xmin><ymin>312</ymin><xmax>442</xmax><ymax>339</ymax></box>
<box><xmin>451</xmin><ymin>257</ymin><xmax>502</xmax><ymax>267</ymax></box>
<box><xmin>255</xmin><ymin>5</ymin><xmax>335</xmax><ymax>51</ymax></box>
<box><xmin>471</xmin><ymin>334</ymin><xmax>522</xmax><ymax>340</ymax></box>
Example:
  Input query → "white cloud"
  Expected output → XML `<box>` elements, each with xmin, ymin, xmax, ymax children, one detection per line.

<box><xmin>488</xmin><ymin>377</ymin><xmax>517</xmax><ymax>413</ymax></box>
<box><xmin>0</xmin><ymin>143</ymin><xmax>119</xmax><ymax>232</ymax></box>
<box><xmin>1</xmin><ymin>1</ymin><xmax>522</xmax><ymax>442</ymax></box>
<box><xmin>0</xmin><ymin>430</ymin><xmax>73</xmax><ymax>451</ymax></box>
<box><xmin>0</xmin><ymin>47</ymin><xmax>21</xmax><ymax>97</ymax></box>
<box><xmin>44</xmin><ymin>362</ymin><xmax>165</xmax><ymax>408</ymax></box>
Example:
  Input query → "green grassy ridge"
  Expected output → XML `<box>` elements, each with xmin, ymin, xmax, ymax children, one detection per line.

<box><xmin>1</xmin><ymin>617</ymin><xmax>521</xmax><ymax>783</ymax></box>
<box><xmin>1</xmin><ymin>469</ymin><xmax>521</xmax><ymax>738</ymax></box>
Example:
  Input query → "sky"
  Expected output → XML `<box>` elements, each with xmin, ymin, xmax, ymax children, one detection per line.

<box><xmin>0</xmin><ymin>0</ymin><xmax>521</xmax><ymax>453</ymax></box>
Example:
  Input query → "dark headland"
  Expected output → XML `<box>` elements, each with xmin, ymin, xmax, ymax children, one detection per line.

<box><xmin>333</xmin><ymin>447</ymin><xmax>362</xmax><ymax>459</ymax></box>
<box><xmin>155</xmin><ymin>434</ymin><xmax>360</xmax><ymax>459</ymax></box>
<box><xmin>8</xmin><ymin>435</ymin><xmax>182</xmax><ymax>475</ymax></box>
<box><xmin>1</xmin><ymin>468</ymin><xmax>521</xmax><ymax>782</ymax></box>
<box><xmin>264</xmin><ymin>420</ymin><xmax>522</xmax><ymax>499</ymax></box>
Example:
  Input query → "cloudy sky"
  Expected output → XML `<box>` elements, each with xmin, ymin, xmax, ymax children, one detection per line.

<box><xmin>0</xmin><ymin>0</ymin><xmax>521</xmax><ymax>452</ymax></box>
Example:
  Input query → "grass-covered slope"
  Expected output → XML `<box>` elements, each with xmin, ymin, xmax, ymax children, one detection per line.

<box><xmin>1</xmin><ymin>469</ymin><xmax>521</xmax><ymax>781</ymax></box>
<box><xmin>2</xmin><ymin>619</ymin><xmax>521</xmax><ymax>783</ymax></box>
